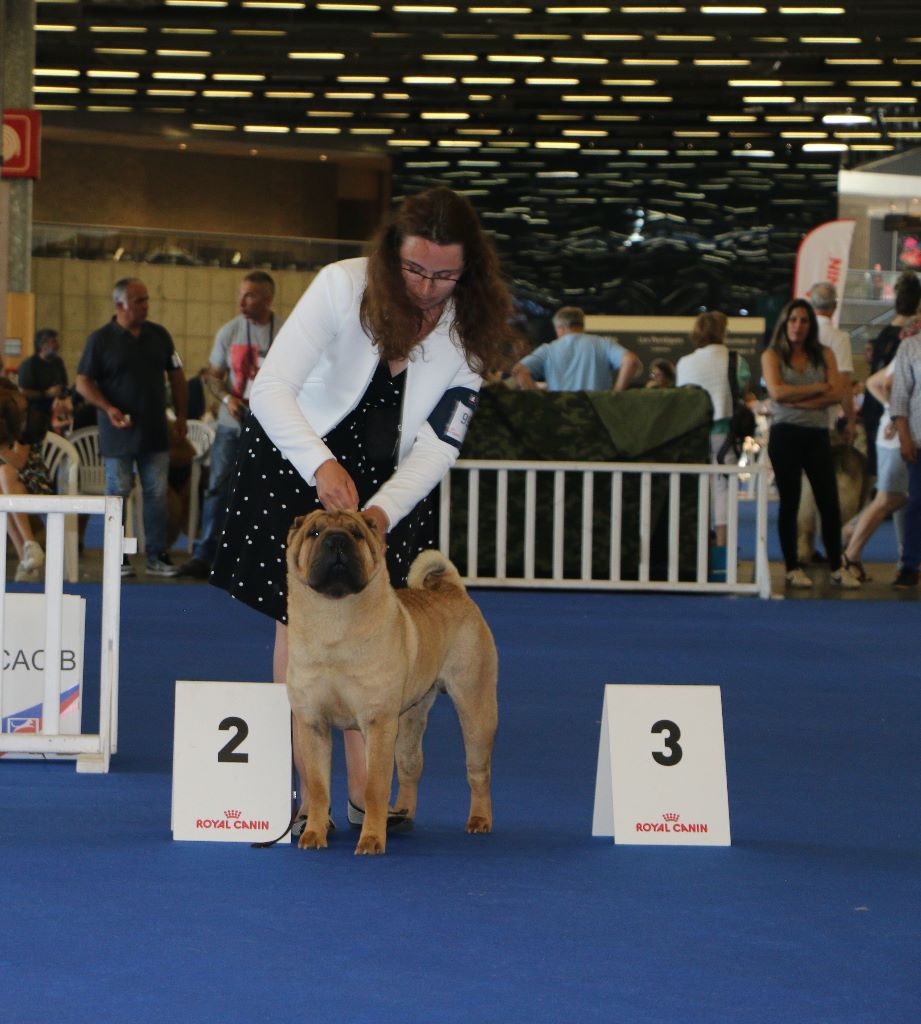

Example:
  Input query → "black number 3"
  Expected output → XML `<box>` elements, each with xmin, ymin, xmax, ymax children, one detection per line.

<box><xmin>217</xmin><ymin>716</ymin><xmax>250</xmax><ymax>763</ymax></box>
<box><xmin>651</xmin><ymin>720</ymin><xmax>683</xmax><ymax>766</ymax></box>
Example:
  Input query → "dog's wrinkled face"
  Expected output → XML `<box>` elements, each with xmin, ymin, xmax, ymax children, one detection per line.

<box><xmin>287</xmin><ymin>509</ymin><xmax>383</xmax><ymax>599</ymax></box>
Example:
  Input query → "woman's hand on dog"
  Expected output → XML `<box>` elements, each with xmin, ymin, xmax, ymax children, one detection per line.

<box><xmin>315</xmin><ymin>461</ymin><xmax>390</xmax><ymax>536</ymax></box>
<box><xmin>316</xmin><ymin>459</ymin><xmax>360</xmax><ymax>511</ymax></box>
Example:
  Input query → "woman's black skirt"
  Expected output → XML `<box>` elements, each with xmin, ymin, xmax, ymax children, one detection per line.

<box><xmin>211</xmin><ymin>412</ymin><xmax>436</xmax><ymax>624</ymax></box>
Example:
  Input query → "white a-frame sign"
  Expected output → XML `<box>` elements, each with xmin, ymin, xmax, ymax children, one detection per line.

<box><xmin>592</xmin><ymin>684</ymin><xmax>731</xmax><ymax>846</ymax></box>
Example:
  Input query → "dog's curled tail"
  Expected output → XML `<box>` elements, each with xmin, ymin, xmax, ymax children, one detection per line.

<box><xmin>407</xmin><ymin>548</ymin><xmax>464</xmax><ymax>591</ymax></box>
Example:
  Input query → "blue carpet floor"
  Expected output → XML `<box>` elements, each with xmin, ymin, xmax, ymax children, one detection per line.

<box><xmin>1</xmin><ymin>585</ymin><xmax>918</xmax><ymax>1024</ymax></box>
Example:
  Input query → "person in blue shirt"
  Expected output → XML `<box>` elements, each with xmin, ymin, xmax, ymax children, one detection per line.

<box><xmin>511</xmin><ymin>306</ymin><xmax>641</xmax><ymax>392</ymax></box>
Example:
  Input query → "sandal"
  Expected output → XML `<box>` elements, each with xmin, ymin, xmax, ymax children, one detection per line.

<box><xmin>347</xmin><ymin>799</ymin><xmax>414</xmax><ymax>834</ymax></box>
<box><xmin>253</xmin><ymin>810</ymin><xmax>335</xmax><ymax>848</ymax></box>
<box><xmin>292</xmin><ymin>811</ymin><xmax>336</xmax><ymax>838</ymax></box>
<box><xmin>842</xmin><ymin>553</ymin><xmax>870</xmax><ymax>582</ymax></box>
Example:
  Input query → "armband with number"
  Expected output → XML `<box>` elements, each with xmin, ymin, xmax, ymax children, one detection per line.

<box><xmin>427</xmin><ymin>387</ymin><xmax>479</xmax><ymax>450</ymax></box>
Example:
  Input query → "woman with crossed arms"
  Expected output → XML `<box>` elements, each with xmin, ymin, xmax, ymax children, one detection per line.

<box><xmin>761</xmin><ymin>298</ymin><xmax>861</xmax><ymax>590</ymax></box>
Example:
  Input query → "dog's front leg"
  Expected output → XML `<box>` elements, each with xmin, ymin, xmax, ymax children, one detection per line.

<box><xmin>294</xmin><ymin>715</ymin><xmax>333</xmax><ymax>850</ymax></box>
<box><xmin>354</xmin><ymin>716</ymin><xmax>399</xmax><ymax>856</ymax></box>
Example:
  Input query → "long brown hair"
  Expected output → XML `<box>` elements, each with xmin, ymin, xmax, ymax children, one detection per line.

<box><xmin>769</xmin><ymin>298</ymin><xmax>825</xmax><ymax>368</ymax></box>
<box><xmin>360</xmin><ymin>187</ymin><xmax>521</xmax><ymax>374</ymax></box>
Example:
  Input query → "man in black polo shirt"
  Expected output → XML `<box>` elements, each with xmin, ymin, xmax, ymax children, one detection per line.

<box><xmin>17</xmin><ymin>328</ymin><xmax>69</xmax><ymax>439</ymax></box>
<box><xmin>76</xmin><ymin>277</ymin><xmax>188</xmax><ymax>577</ymax></box>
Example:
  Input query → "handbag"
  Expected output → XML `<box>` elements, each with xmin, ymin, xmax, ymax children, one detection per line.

<box><xmin>716</xmin><ymin>350</ymin><xmax>755</xmax><ymax>464</ymax></box>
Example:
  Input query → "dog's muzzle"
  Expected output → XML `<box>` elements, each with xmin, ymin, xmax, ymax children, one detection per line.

<box><xmin>306</xmin><ymin>529</ymin><xmax>368</xmax><ymax>598</ymax></box>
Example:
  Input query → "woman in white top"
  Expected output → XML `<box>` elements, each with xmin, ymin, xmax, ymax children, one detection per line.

<box><xmin>841</xmin><ymin>361</ymin><xmax>908</xmax><ymax>579</ymax></box>
<box><xmin>676</xmin><ymin>311</ymin><xmax>750</xmax><ymax>549</ymax></box>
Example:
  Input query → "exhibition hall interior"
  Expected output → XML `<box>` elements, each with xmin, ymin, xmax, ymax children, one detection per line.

<box><xmin>1</xmin><ymin>4</ymin><xmax>919</xmax><ymax>1023</ymax></box>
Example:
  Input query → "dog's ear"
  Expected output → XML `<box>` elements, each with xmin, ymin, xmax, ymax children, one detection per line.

<box><xmin>287</xmin><ymin>515</ymin><xmax>306</xmax><ymax>544</ymax></box>
<box><xmin>360</xmin><ymin>510</ymin><xmax>380</xmax><ymax>535</ymax></box>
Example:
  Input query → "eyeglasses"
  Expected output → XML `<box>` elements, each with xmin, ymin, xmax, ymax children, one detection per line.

<box><xmin>400</xmin><ymin>263</ymin><xmax>463</xmax><ymax>285</ymax></box>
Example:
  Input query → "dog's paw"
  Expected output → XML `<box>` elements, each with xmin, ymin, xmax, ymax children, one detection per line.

<box><xmin>298</xmin><ymin>829</ymin><xmax>329</xmax><ymax>850</ymax></box>
<box><xmin>354</xmin><ymin>833</ymin><xmax>386</xmax><ymax>855</ymax></box>
<box><xmin>465</xmin><ymin>816</ymin><xmax>491</xmax><ymax>834</ymax></box>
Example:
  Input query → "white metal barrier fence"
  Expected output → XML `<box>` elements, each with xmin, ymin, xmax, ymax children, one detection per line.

<box><xmin>0</xmin><ymin>495</ymin><xmax>129</xmax><ymax>772</ymax></box>
<box><xmin>439</xmin><ymin>459</ymin><xmax>771</xmax><ymax>599</ymax></box>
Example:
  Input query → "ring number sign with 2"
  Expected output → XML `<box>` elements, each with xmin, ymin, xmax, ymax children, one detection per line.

<box><xmin>172</xmin><ymin>681</ymin><xmax>292</xmax><ymax>843</ymax></box>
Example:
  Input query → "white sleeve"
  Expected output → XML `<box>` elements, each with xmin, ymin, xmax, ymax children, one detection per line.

<box><xmin>675</xmin><ymin>355</ymin><xmax>688</xmax><ymax>387</ymax></box>
<box><xmin>249</xmin><ymin>264</ymin><xmax>356</xmax><ymax>483</ymax></box>
<box><xmin>367</xmin><ymin>364</ymin><xmax>483</xmax><ymax>529</ymax></box>
<box><xmin>833</xmin><ymin>329</ymin><xmax>854</xmax><ymax>374</ymax></box>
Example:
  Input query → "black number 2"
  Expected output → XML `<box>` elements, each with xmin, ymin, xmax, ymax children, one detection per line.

<box><xmin>651</xmin><ymin>720</ymin><xmax>683</xmax><ymax>766</ymax></box>
<box><xmin>217</xmin><ymin>716</ymin><xmax>249</xmax><ymax>764</ymax></box>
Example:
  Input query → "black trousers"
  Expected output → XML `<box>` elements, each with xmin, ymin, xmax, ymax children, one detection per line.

<box><xmin>768</xmin><ymin>422</ymin><xmax>842</xmax><ymax>572</ymax></box>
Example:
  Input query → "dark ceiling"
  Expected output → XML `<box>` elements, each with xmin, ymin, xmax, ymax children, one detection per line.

<box><xmin>31</xmin><ymin>2</ymin><xmax>921</xmax><ymax>317</ymax></box>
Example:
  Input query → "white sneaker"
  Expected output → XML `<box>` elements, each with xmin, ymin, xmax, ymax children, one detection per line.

<box><xmin>21</xmin><ymin>540</ymin><xmax>44</xmax><ymax>573</ymax></box>
<box><xmin>785</xmin><ymin>567</ymin><xmax>813</xmax><ymax>588</ymax></box>
<box><xmin>830</xmin><ymin>566</ymin><xmax>861</xmax><ymax>589</ymax></box>
<box><xmin>14</xmin><ymin>562</ymin><xmax>41</xmax><ymax>583</ymax></box>
<box><xmin>146</xmin><ymin>554</ymin><xmax>179</xmax><ymax>577</ymax></box>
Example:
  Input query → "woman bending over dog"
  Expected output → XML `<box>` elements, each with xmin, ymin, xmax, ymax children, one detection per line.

<box><xmin>212</xmin><ymin>187</ymin><xmax>520</xmax><ymax>833</ymax></box>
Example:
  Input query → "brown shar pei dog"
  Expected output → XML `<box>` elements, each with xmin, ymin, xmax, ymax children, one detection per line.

<box><xmin>286</xmin><ymin>508</ymin><xmax>498</xmax><ymax>856</ymax></box>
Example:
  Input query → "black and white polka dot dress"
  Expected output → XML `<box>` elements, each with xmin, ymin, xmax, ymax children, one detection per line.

<box><xmin>211</xmin><ymin>360</ymin><xmax>436</xmax><ymax>624</ymax></box>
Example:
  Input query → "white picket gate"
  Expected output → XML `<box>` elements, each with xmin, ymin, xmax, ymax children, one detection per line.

<box><xmin>439</xmin><ymin>459</ymin><xmax>772</xmax><ymax>599</ymax></box>
<box><xmin>0</xmin><ymin>494</ymin><xmax>130</xmax><ymax>772</ymax></box>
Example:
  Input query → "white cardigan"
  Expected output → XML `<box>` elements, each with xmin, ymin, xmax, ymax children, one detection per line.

<box><xmin>249</xmin><ymin>257</ymin><xmax>482</xmax><ymax>529</ymax></box>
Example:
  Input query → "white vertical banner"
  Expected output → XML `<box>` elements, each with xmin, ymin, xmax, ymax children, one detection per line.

<box><xmin>0</xmin><ymin>594</ymin><xmax>85</xmax><ymax>759</ymax></box>
<box><xmin>793</xmin><ymin>218</ymin><xmax>856</xmax><ymax>326</ymax></box>
<box><xmin>592</xmin><ymin>684</ymin><xmax>731</xmax><ymax>846</ymax></box>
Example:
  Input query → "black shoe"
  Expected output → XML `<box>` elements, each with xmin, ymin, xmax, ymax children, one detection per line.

<box><xmin>291</xmin><ymin>812</ymin><xmax>335</xmax><ymax>838</ymax></box>
<box><xmin>346</xmin><ymin>799</ymin><xmax>414</xmax><ymax>834</ymax></box>
<box><xmin>177</xmin><ymin>556</ymin><xmax>211</xmax><ymax>579</ymax></box>
<box><xmin>893</xmin><ymin>567</ymin><xmax>919</xmax><ymax>588</ymax></box>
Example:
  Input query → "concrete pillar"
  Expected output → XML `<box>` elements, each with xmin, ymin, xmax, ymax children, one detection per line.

<box><xmin>2</xmin><ymin>0</ymin><xmax>35</xmax><ymax>294</ymax></box>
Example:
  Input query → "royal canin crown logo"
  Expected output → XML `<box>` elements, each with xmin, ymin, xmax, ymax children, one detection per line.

<box><xmin>195</xmin><ymin>809</ymin><xmax>270</xmax><ymax>831</ymax></box>
<box><xmin>634</xmin><ymin>810</ymin><xmax>709</xmax><ymax>834</ymax></box>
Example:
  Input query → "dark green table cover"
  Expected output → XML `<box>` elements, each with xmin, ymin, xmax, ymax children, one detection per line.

<box><xmin>446</xmin><ymin>386</ymin><xmax>713</xmax><ymax>581</ymax></box>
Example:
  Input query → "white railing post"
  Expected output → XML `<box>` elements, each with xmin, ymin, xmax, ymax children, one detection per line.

<box><xmin>41</xmin><ymin>512</ymin><xmax>66</xmax><ymax>736</ymax></box>
<box><xmin>495</xmin><ymin>470</ymin><xmax>508</xmax><ymax>580</ymax></box>
<box><xmin>755</xmin><ymin>463</ymin><xmax>772</xmax><ymax>599</ymax></box>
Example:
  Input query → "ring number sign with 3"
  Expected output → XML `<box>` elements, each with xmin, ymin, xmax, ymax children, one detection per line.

<box><xmin>592</xmin><ymin>685</ymin><xmax>730</xmax><ymax>846</ymax></box>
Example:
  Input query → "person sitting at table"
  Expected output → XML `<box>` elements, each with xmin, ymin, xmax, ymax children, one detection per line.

<box><xmin>646</xmin><ymin>358</ymin><xmax>676</xmax><ymax>389</ymax></box>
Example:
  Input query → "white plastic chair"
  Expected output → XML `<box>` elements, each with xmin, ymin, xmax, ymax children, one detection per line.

<box><xmin>39</xmin><ymin>432</ymin><xmax>80</xmax><ymax>582</ymax></box>
<box><xmin>184</xmin><ymin>419</ymin><xmax>215</xmax><ymax>552</ymax></box>
<box><xmin>69</xmin><ymin>425</ymin><xmax>144</xmax><ymax>553</ymax></box>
